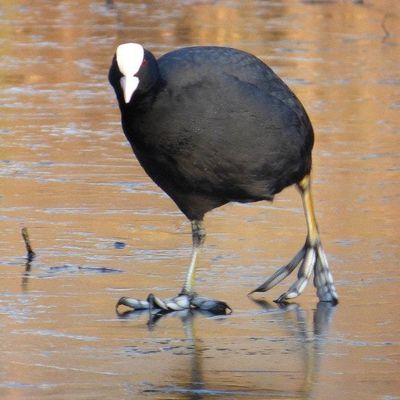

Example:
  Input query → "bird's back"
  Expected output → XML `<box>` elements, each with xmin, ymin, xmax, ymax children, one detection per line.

<box><xmin>158</xmin><ymin>46</ymin><xmax>313</xmax><ymax>130</ymax></box>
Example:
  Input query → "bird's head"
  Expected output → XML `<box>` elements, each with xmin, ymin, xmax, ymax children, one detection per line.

<box><xmin>109</xmin><ymin>43</ymin><xmax>159</xmax><ymax>105</ymax></box>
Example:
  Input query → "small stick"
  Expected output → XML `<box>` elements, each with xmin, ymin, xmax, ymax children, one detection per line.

<box><xmin>21</xmin><ymin>227</ymin><xmax>36</xmax><ymax>263</ymax></box>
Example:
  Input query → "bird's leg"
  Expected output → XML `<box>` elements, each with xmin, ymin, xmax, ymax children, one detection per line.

<box><xmin>180</xmin><ymin>219</ymin><xmax>231</xmax><ymax>313</ymax></box>
<box><xmin>250</xmin><ymin>175</ymin><xmax>338</xmax><ymax>304</ymax></box>
<box><xmin>116</xmin><ymin>219</ymin><xmax>231</xmax><ymax>314</ymax></box>
<box><xmin>180</xmin><ymin>220</ymin><xmax>206</xmax><ymax>296</ymax></box>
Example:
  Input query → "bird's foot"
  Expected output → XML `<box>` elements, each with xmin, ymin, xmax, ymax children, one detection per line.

<box><xmin>116</xmin><ymin>292</ymin><xmax>232</xmax><ymax>315</ymax></box>
<box><xmin>249</xmin><ymin>242</ymin><xmax>338</xmax><ymax>304</ymax></box>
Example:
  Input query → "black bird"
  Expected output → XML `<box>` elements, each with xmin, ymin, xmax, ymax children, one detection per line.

<box><xmin>109</xmin><ymin>43</ymin><xmax>338</xmax><ymax>313</ymax></box>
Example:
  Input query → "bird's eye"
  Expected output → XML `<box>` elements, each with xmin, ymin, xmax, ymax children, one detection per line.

<box><xmin>141</xmin><ymin>59</ymin><xmax>148</xmax><ymax>67</ymax></box>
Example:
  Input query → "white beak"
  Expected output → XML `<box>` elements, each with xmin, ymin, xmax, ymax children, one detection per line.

<box><xmin>120</xmin><ymin>76</ymin><xmax>139</xmax><ymax>103</ymax></box>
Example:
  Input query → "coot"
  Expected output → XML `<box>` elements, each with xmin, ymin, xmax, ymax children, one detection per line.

<box><xmin>109</xmin><ymin>43</ymin><xmax>338</xmax><ymax>313</ymax></box>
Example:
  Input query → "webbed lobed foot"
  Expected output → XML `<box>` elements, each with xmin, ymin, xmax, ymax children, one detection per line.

<box><xmin>250</xmin><ymin>242</ymin><xmax>338</xmax><ymax>305</ymax></box>
<box><xmin>116</xmin><ymin>292</ymin><xmax>232</xmax><ymax>315</ymax></box>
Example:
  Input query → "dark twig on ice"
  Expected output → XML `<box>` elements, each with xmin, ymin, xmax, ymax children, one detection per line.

<box><xmin>21</xmin><ymin>227</ymin><xmax>36</xmax><ymax>263</ymax></box>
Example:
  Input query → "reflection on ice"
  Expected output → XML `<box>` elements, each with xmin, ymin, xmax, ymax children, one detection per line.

<box><xmin>117</xmin><ymin>302</ymin><xmax>336</xmax><ymax>399</ymax></box>
<box><xmin>0</xmin><ymin>0</ymin><xmax>399</xmax><ymax>398</ymax></box>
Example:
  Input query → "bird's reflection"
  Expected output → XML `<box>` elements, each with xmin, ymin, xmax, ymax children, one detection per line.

<box><xmin>252</xmin><ymin>299</ymin><xmax>336</xmax><ymax>398</ymax></box>
<box><xmin>251</xmin><ymin>298</ymin><xmax>336</xmax><ymax>338</ymax></box>
<box><xmin>118</xmin><ymin>301</ymin><xmax>336</xmax><ymax>399</ymax></box>
<box><xmin>117</xmin><ymin>307</ymin><xmax>223</xmax><ymax>331</ymax></box>
<box><xmin>118</xmin><ymin>308</ymin><xmax>216</xmax><ymax>399</ymax></box>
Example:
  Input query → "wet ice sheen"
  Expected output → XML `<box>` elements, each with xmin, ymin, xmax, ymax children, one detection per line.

<box><xmin>0</xmin><ymin>0</ymin><xmax>399</xmax><ymax>399</ymax></box>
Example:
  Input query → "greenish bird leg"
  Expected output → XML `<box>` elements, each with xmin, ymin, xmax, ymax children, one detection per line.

<box><xmin>250</xmin><ymin>175</ymin><xmax>338</xmax><ymax>304</ymax></box>
<box><xmin>181</xmin><ymin>220</ymin><xmax>205</xmax><ymax>296</ymax></box>
<box><xmin>116</xmin><ymin>219</ymin><xmax>231</xmax><ymax>314</ymax></box>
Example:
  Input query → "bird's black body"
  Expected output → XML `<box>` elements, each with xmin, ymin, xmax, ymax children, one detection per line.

<box><xmin>110</xmin><ymin>43</ymin><xmax>338</xmax><ymax>309</ymax></box>
<box><xmin>109</xmin><ymin>46</ymin><xmax>314</xmax><ymax>220</ymax></box>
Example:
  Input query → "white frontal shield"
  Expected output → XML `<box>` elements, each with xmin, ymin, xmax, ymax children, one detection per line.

<box><xmin>116</xmin><ymin>43</ymin><xmax>144</xmax><ymax>103</ymax></box>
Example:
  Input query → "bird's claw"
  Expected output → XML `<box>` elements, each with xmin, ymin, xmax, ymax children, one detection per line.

<box><xmin>116</xmin><ymin>293</ymin><xmax>232</xmax><ymax>315</ymax></box>
<box><xmin>251</xmin><ymin>242</ymin><xmax>338</xmax><ymax>304</ymax></box>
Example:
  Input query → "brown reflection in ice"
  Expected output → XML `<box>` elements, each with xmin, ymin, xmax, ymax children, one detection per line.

<box><xmin>0</xmin><ymin>0</ymin><xmax>400</xmax><ymax>399</ymax></box>
<box><xmin>117</xmin><ymin>301</ymin><xmax>336</xmax><ymax>399</ymax></box>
